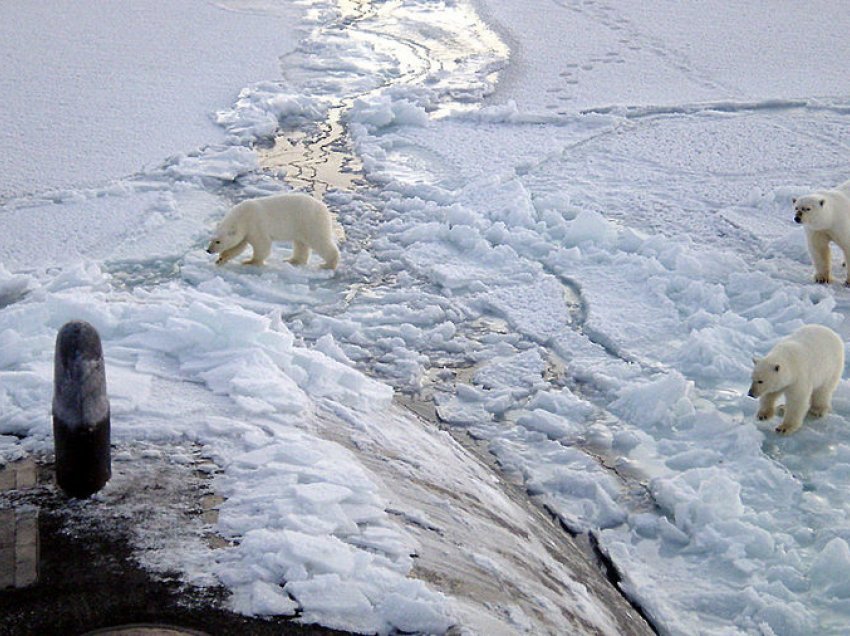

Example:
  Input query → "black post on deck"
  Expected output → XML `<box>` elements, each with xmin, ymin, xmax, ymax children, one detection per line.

<box><xmin>52</xmin><ymin>320</ymin><xmax>111</xmax><ymax>498</ymax></box>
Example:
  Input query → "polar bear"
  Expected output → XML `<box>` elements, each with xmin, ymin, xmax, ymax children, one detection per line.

<box><xmin>793</xmin><ymin>180</ymin><xmax>850</xmax><ymax>284</ymax></box>
<box><xmin>748</xmin><ymin>324</ymin><xmax>844</xmax><ymax>434</ymax></box>
<box><xmin>207</xmin><ymin>193</ymin><xmax>340</xmax><ymax>269</ymax></box>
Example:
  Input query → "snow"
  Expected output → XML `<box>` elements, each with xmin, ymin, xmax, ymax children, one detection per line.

<box><xmin>0</xmin><ymin>0</ymin><xmax>304</xmax><ymax>201</ymax></box>
<box><xmin>5</xmin><ymin>0</ymin><xmax>850</xmax><ymax>634</ymax></box>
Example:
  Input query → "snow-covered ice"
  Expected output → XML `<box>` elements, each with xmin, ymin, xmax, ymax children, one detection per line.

<box><xmin>5</xmin><ymin>0</ymin><xmax>850</xmax><ymax>634</ymax></box>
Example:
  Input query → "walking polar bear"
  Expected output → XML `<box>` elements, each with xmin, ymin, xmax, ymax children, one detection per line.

<box><xmin>793</xmin><ymin>180</ymin><xmax>850</xmax><ymax>285</ymax></box>
<box><xmin>748</xmin><ymin>325</ymin><xmax>844</xmax><ymax>435</ymax></box>
<box><xmin>207</xmin><ymin>193</ymin><xmax>340</xmax><ymax>269</ymax></box>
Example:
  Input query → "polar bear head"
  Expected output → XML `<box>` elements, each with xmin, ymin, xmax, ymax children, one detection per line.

<box><xmin>206</xmin><ymin>216</ymin><xmax>245</xmax><ymax>255</ymax></box>
<box><xmin>748</xmin><ymin>355</ymin><xmax>792</xmax><ymax>398</ymax></box>
<box><xmin>793</xmin><ymin>195</ymin><xmax>830</xmax><ymax>230</ymax></box>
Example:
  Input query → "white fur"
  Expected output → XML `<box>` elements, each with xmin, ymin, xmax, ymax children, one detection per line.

<box><xmin>207</xmin><ymin>193</ymin><xmax>340</xmax><ymax>269</ymax></box>
<box><xmin>748</xmin><ymin>325</ymin><xmax>844</xmax><ymax>434</ymax></box>
<box><xmin>793</xmin><ymin>180</ymin><xmax>850</xmax><ymax>284</ymax></box>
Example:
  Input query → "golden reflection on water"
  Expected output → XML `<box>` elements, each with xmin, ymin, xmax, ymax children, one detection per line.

<box><xmin>259</xmin><ymin>124</ymin><xmax>363</xmax><ymax>197</ymax></box>
<box><xmin>259</xmin><ymin>0</ymin><xmax>509</xmax><ymax>195</ymax></box>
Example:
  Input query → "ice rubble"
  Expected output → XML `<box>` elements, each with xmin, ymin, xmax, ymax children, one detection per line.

<box><xmin>5</xmin><ymin>0</ymin><xmax>850</xmax><ymax>634</ymax></box>
<box><xmin>260</xmin><ymin>1</ymin><xmax>850</xmax><ymax>632</ymax></box>
<box><xmin>337</xmin><ymin>95</ymin><xmax>850</xmax><ymax>631</ymax></box>
<box><xmin>0</xmin><ymin>262</ymin><xmax>456</xmax><ymax>634</ymax></box>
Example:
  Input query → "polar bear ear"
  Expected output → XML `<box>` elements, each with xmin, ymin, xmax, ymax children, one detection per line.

<box><xmin>774</xmin><ymin>364</ymin><xmax>781</xmax><ymax>372</ymax></box>
<box><xmin>792</xmin><ymin>198</ymin><xmax>797</xmax><ymax>205</ymax></box>
<box><xmin>819</xmin><ymin>199</ymin><xmax>825</xmax><ymax>207</ymax></box>
<box><xmin>752</xmin><ymin>356</ymin><xmax>761</xmax><ymax>364</ymax></box>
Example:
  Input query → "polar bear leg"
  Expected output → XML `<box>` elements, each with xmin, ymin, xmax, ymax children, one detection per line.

<box><xmin>809</xmin><ymin>392</ymin><xmax>830</xmax><ymax>418</ymax></box>
<box><xmin>315</xmin><ymin>239</ymin><xmax>340</xmax><ymax>270</ymax></box>
<box><xmin>811</xmin><ymin>373</ymin><xmax>840</xmax><ymax>417</ymax></box>
<box><xmin>837</xmin><ymin>241</ymin><xmax>850</xmax><ymax>285</ymax></box>
<box><xmin>776</xmin><ymin>385</ymin><xmax>811</xmax><ymax>434</ymax></box>
<box><xmin>289</xmin><ymin>241</ymin><xmax>310</xmax><ymax>266</ymax></box>
<box><xmin>807</xmin><ymin>232</ymin><xmax>832</xmax><ymax>283</ymax></box>
<box><xmin>217</xmin><ymin>238</ymin><xmax>248</xmax><ymax>265</ymax></box>
<box><xmin>757</xmin><ymin>391</ymin><xmax>780</xmax><ymax>420</ymax></box>
<box><xmin>244</xmin><ymin>237</ymin><xmax>272</xmax><ymax>266</ymax></box>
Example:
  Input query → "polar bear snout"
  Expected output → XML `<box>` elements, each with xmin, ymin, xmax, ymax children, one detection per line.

<box><xmin>793</xmin><ymin>214</ymin><xmax>802</xmax><ymax>224</ymax></box>
<box><xmin>747</xmin><ymin>381</ymin><xmax>765</xmax><ymax>398</ymax></box>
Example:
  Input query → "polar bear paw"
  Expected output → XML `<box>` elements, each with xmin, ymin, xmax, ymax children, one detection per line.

<box><xmin>809</xmin><ymin>404</ymin><xmax>829</xmax><ymax>418</ymax></box>
<box><xmin>815</xmin><ymin>274</ymin><xmax>831</xmax><ymax>284</ymax></box>
<box><xmin>775</xmin><ymin>421</ymin><xmax>801</xmax><ymax>435</ymax></box>
<box><xmin>757</xmin><ymin>407</ymin><xmax>775</xmax><ymax>421</ymax></box>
